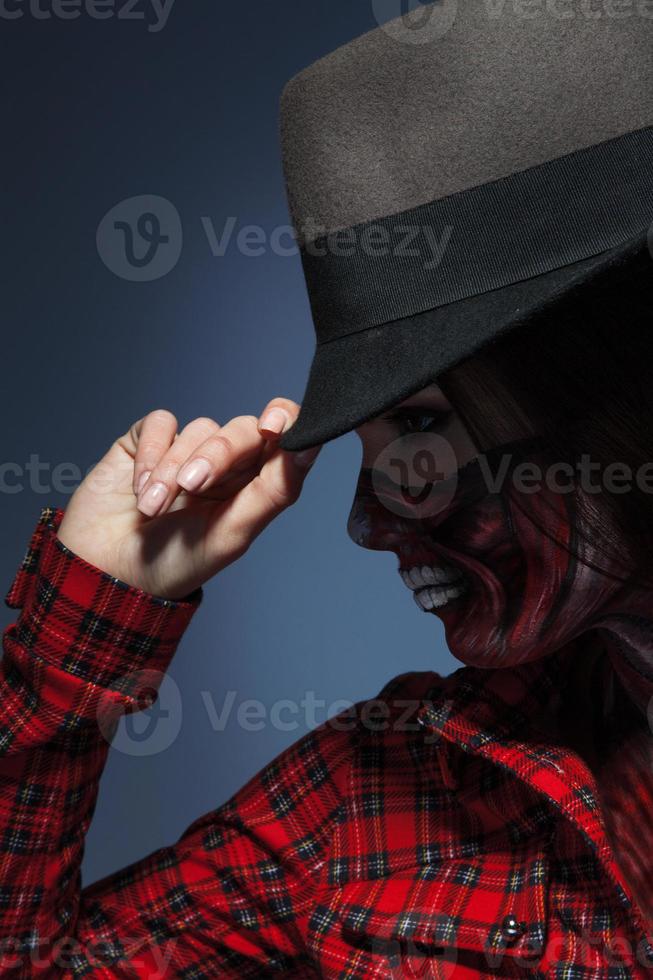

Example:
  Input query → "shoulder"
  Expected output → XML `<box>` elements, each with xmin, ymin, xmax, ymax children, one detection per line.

<box><xmin>185</xmin><ymin>669</ymin><xmax>458</xmax><ymax>889</ymax></box>
<box><xmin>373</xmin><ymin>667</ymin><xmax>450</xmax><ymax>703</ymax></box>
<box><xmin>234</xmin><ymin>668</ymin><xmax>455</xmax><ymax>821</ymax></box>
<box><xmin>213</xmin><ymin>668</ymin><xmax>452</xmax><ymax>829</ymax></box>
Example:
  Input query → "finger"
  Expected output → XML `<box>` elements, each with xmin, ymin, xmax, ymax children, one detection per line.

<box><xmin>212</xmin><ymin>438</ymin><xmax>323</xmax><ymax>547</ymax></box>
<box><xmin>166</xmin><ymin>457</ymin><xmax>268</xmax><ymax>510</ymax></box>
<box><xmin>257</xmin><ymin>397</ymin><xmax>301</xmax><ymax>439</ymax></box>
<box><xmin>137</xmin><ymin>415</ymin><xmax>266</xmax><ymax>519</ymax></box>
<box><xmin>189</xmin><ymin>437</ymin><xmax>279</xmax><ymax>498</ymax></box>
<box><xmin>168</xmin><ymin>434</ymin><xmax>280</xmax><ymax>509</ymax></box>
<box><xmin>129</xmin><ymin>409</ymin><xmax>179</xmax><ymax>496</ymax></box>
<box><xmin>135</xmin><ymin>415</ymin><xmax>221</xmax><ymax>516</ymax></box>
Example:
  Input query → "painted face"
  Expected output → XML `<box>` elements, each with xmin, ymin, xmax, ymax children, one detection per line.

<box><xmin>346</xmin><ymin>381</ymin><xmax>640</xmax><ymax>671</ymax></box>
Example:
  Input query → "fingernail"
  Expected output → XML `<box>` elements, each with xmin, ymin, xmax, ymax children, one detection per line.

<box><xmin>136</xmin><ymin>470</ymin><xmax>151</xmax><ymax>496</ymax></box>
<box><xmin>137</xmin><ymin>481</ymin><xmax>167</xmax><ymax>517</ymax></box>
<box><xmin>259</xmin><ymin>408</ymin><xmax>289</xmax><ymax>435</ymax></box>
<box><xmin>293</xmin><ymin>445</ymin><xmax>321</xmax><ymax>469</ymax></box>
<box><xmin>177</xmin><ymin>458</ymin><xmax>211</xmax><ymax>492</ymax></box>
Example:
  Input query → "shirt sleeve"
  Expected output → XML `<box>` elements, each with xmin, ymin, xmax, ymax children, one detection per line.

<box><xmin>0</xmin><ymin>507</ymin><xmax>357</xmax><ymax>978</ymax></box>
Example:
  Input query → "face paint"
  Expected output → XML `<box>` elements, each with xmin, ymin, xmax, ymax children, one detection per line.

<box><xmin>347</xmin><ymin>432</ymin><xmax>653</xmax><ymax>707</ymax></box>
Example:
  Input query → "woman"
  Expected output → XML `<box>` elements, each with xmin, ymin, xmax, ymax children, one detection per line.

<box><xmin>1</xmin><ymin>260</ymin><xmax>652</xmax><ymax>977</ymax></box>
<box><xmin>3</xmin><ymin>7</ymin><xmax>653</xmax><ymax>979</ymax></box>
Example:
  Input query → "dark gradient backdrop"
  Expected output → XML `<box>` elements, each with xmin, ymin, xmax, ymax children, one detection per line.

<box><xmin>1</xmin><ymin>0</ymin><xmax>457</xmax><ymax>885</ymax></box>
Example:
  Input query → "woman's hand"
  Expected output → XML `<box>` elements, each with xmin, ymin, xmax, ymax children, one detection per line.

<box><xmin>56</xmin><ymin>401</ymin><xmax>321</xmax><ymax>600</ymax></box>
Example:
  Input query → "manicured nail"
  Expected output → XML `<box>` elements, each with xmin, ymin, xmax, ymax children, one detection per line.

<box><xmin>136</xmin><ymin>470</ymin><xmax>151</xmax><ymax>496</ymax></box>
<box><xmin>259</xmin><ymin>408</ymin><xmax>289</xmax><ymax>434</ymax></box>
<box><xmin>177</xmin><ymin>458</ymin><xmax>211</xmax><ymax>492</ymax></box>
<box><xmin>137</xmin><ymin>481</ymin><xmax>167</xmax><ymax>517</ymax></box>
<box><xmin>293</xmin><ymin>445</ymin><xmax>321</xmax><ymax>469</ymax></box>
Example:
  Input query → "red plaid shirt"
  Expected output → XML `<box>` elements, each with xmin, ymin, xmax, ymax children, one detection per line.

<box><xmin>1</xmin><ymin>505</ymin><xmax>653</xmax><ymax>978</ymax></box>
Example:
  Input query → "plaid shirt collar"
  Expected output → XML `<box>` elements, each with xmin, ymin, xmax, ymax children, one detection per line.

<box><xmin>413</xmin><ymin>639</ymin><xmax>653</xmax><ymax>949</ymax></box>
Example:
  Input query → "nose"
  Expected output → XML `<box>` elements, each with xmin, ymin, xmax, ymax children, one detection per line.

<box><xmin>346</xmin><ymin>491</ymin><xmax>401</xmax><ymax>552</ymax></box>
<box><xmin>347</xmin><ymin>490</ymin><xmax>381</xmax><ymax>551</ymax></box>
<box><xmin>346</xmin><ymin>466</ymin><xmax>430</xmax><ymax>553</ymax></box>
<box><xmin>346</xmin><ymin>456</ymin><xmax>487</xmax><ymax>554</ymax></box>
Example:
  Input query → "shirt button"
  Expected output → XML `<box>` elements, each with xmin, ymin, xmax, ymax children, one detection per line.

<box><xmin>500</xmin><ymin>914</ymin><xmax>527</xmax><ymax>944</ymax></box>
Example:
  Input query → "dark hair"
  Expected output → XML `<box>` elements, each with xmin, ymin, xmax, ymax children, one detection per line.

<box><xmin>438</xmin><ymin>246</ymin><xmax>653</xmax><ymax>592</ymax></box>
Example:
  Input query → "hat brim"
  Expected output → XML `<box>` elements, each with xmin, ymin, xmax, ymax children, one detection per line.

<box><xmin>278</xmin><ymin>230</ymin><xmax>652</xmax><ymax>452</ymax></box>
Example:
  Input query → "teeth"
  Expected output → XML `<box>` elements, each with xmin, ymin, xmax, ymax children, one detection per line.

<box><xmin>413</xmin><ymin>582</ymin><xmax>467</xmax><ymax>611</ymax></box>
<box><xmin>400</xmin><ymin>563</ymin><xmax>463</xmax><ymax>590</ymax></box>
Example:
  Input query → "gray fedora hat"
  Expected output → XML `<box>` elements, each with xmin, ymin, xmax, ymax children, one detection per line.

<box><xmin>277</xmin><ymin>0</ymin><xmax>653</xmax><ymax>452</ymax></box>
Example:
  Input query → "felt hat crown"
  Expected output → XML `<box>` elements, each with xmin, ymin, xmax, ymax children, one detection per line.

<box><xmin>277</xmin><ymin>0</ymin><xmax>653</xmax><ymax>452</ymax></box>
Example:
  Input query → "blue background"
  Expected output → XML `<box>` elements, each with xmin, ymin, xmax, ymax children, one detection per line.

<box><xmin>1</xmin><ymin>0</ymin><xmax>457</xmax><ymax>886</ymax></box>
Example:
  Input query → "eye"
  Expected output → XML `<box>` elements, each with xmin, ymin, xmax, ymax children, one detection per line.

<box><xmin>382</xmin><ymin>407</ymin><xmax>452</xmax><ymax>435</ymax></box>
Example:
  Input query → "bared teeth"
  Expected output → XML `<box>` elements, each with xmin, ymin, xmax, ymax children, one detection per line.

<box><xmin>398</xmin><ymin>562</ymin><xmax>469</xmax><ymax>611</ymax></box>
<box><xmin>400</xmin><ymin>563</ymin><xmax>464</xmax><ymax>590</ymax></box>
<box><xmin>413</xmin><ymin>581</ymin><xmax>467</xmax><ymax>611</ymax></box>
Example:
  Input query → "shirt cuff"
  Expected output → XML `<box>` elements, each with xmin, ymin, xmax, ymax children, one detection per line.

<box><xmin>3</xmin><ymin>506</ymin><xmax>203</xmax><ymax>718</ymax></box>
